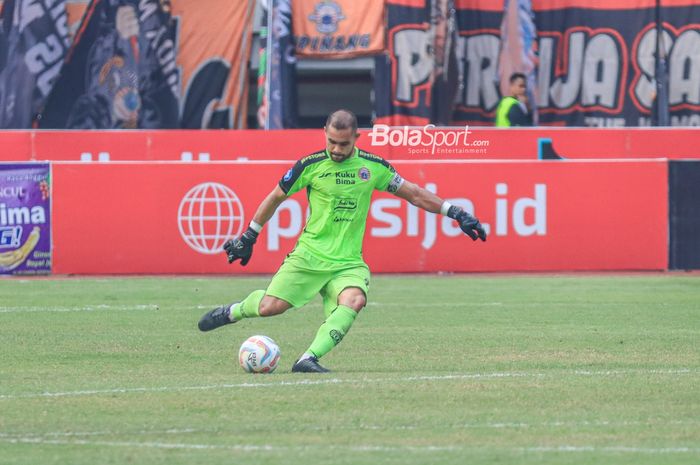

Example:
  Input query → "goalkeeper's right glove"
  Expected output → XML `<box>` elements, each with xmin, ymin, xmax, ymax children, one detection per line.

<box><xmin>447</xmin><ymin>206</ymin><xmax>487</xmax><ymax>242</ymax></box>
<box><xmin>223</xmin><ymin>227</ymin><xmax>259</xmax><ymax>266</ymax></box>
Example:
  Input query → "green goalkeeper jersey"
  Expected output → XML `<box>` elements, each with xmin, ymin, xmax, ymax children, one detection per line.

<box><xmin>278</xmin><ymin>147</ymin><xmax>404</xmax><ymax>265</ymax></box>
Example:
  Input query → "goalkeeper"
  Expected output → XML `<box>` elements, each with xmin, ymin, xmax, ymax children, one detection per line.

<box><xmin>198</xmin><ymin>109</ymin><xmax>486</xmax><ymax>373</ymax></box>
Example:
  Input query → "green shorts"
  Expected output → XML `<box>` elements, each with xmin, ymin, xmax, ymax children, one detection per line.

<box><xmin>266</xmin><ymin>248</ymin><xmax>370</xmax><ymax>317</ymax></box>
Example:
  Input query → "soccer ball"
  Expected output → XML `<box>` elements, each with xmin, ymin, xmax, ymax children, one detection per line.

<box><xmin>238</xmin><ymin>335</ymin><xmax>281</xmax><ymax>373</ymax></box>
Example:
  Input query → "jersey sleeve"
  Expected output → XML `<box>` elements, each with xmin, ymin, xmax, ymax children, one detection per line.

<box><xmin>375</xmin><ymin>161</ymin><xmax>404</xmax><ymax>193</ymax></box>
<box><xmin>278</xmin><ymin>160</ymin><xmax>310</xmax><ymax>196</ymax></box>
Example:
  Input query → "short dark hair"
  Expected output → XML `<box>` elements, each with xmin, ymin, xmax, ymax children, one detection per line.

<box><xmin>509</xmin><ymin>72</ymin><xmax>527</xmax><ymax>84</ymax></box>
<box><xmin>326</xmin><ymin>109</ymin><xmax>358</xmax><ymax>132</ymax></box>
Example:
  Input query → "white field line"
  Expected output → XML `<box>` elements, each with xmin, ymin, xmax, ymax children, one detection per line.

<box><xmin>0</xmin><ymin>436</ymin><xmax>458</xmax><ymax>452</ymax></box>
<box><xmin>521</xmin><ymin>446</ymin><xmax>700</xmax><ymax>454</ymax></box>
<box><xmin>0</xmin><ymin>429</ymin><xmax>198</xmax><ymax>438</ymax></box>
<box><xmin>0</xmin><ymin>436</ymin><xmax>697</xmax><ymax>455</ymax></box>
<box><xmin>0</xmin><ymin>369</ymin><xmax>694</xmax><ymax>400</ymax></box>
<box><xmin>0</xmin><ymin>302</ymin><xmax>491</xmax><ymax>314</ymax></box>
<box><xmin>9</xmin><ymin>300</ymin><xmax>683</xmax><ymax>313</ymax></box>
<box><xmin>0</xmin><ymin>304</ymin><xmax>158</xmax><ymax>313</ymax></box>
<box><xmin>366</xmin><ymin>301</ymin><xmax>505</xmax><ymax>307</ymax></box>
<box><xmin>1</xmin><ymin>418</ymin><xmax>697</xmax><ymax>439</ymax></box>
<box><xmin>0</xmin><ymin>302</ymin><xmax>501</xmax><ymax>314</ymax></box>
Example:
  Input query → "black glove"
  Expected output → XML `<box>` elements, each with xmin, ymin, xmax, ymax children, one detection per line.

<box><xmin>447</xmin><ymin>206</ymin><xmax>487</xmax><ymax>242</ymax></box>
<box><xmin>223</xmin><ymin>227</ymin><xmax>259</xmax><ymax>265</ymax></box>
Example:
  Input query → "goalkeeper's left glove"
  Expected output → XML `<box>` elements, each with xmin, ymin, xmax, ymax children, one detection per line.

<box><xmin>447</xmin><ymin>206</ymin><xmax>487</xmax><ymax>242</ymax></box>
<box><xmin>223</xmin><ymin>227</ymin><xmax>258</xmax><ymax>265</ymax></box>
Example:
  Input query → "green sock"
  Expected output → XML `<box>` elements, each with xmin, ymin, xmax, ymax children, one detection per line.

<box><xmin>231</xmin><ymin>290</ymin><xmax>264</xmax><ymax>321</ymax></box>
<box><xmin>307</xmin><ymin>305</ymin><xmax>357</xmax><ymax>359</ymax></box>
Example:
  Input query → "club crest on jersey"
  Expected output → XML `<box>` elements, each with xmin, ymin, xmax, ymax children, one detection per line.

<box><xmin>358</xmin><ymin>167</ymin><xmax>370</xmax><ymax>181</ymax></box>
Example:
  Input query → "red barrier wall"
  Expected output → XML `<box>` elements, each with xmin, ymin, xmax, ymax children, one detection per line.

<box><xmin>1</xmin><ymin>128</ymin><xmax>698</xmax><ymax>161</ymax></box>
<box><xmin>51</xmin><ymin>160</ymin><xmax>668</xmax><ymax>274</ymax></box>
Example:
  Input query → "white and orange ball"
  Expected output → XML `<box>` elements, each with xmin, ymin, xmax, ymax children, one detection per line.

<box><xmin>238</xmin><ymin>335</ymin><xmax>281</xmax><ymax>373</ymax></box>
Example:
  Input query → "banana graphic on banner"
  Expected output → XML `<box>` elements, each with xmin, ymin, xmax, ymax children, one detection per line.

<box><xmin>0</xmin><ymin>227</ymin><xmax>41</xmax><ymax>271</ymax></box>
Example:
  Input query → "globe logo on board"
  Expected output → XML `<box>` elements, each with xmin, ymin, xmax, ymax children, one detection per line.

<box><xmin>178</xmin><ymin>182</ymin><xmax>244</xmax><ymax>255</ymax></box>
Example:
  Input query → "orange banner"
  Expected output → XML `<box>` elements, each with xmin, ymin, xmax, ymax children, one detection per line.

<box><xmin>51</xmin><ymin>160</ymin><xmax>667</xmax><ymax>274</ymax></box>
<box><xmin>171</xmin><ymin>0</ymin><xmax>255</xmax><ymax>128</ymax></box>
<box><xmin>292</xmin><ymin>0</ymin><xmax>385</xmax><ymax>58</ymax></box>
<box><xmin>65</xmin><ymin>1</ymin><xmax>88</xmax><ymax>39</ymax></box>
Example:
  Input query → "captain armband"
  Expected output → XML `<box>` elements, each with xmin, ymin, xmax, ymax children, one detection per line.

<box><xmin>387</xmin><ymin>173</ymin><xmax>404</xmax><ymax>193</ymax></box>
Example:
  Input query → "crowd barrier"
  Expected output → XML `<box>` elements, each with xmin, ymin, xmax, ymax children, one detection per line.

<box><xmin>2</xmin><ymin>127</ymin><xmax>699</xmax><ymax>275</ymax></box>
<box><xmin>0</xmin><ymin>128</ymin><xmax>699</xmax><ymax>162</ymax></box>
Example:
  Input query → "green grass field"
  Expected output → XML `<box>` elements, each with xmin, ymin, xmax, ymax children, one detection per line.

<box><xmin>0</xmin><ymin>274</ymin><xmax>698</xmax><ymax>465</ymax></box>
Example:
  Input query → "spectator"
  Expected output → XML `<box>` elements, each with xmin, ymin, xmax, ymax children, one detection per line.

<box><xmin>495</xmin><ymin>72</ymin><xmax>533</xmax><ymax>127</ymax></box>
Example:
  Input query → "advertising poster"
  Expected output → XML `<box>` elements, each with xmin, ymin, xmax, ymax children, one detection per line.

<box><xmin>52</xmin><ymin>160</ymin><xmax>666</xmax><ymax>274</ymax></box>
<box><xmin>0</xmin><ymin>164</ymin><xmax>51</xmax><ymax>275</ymax></box>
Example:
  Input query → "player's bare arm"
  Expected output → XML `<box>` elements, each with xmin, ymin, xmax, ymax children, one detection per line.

<box><xmin>393</xmin><ymin>179</ymin><xmax>443</xmax><ymax>213</ymax></box>
<box><xmin>394</xmin><ymin>180</ymin><xmax>487</xmax><ymax>242</ymax></box>
<box><xmin>251</xmin><ymin>185</ymin><xmax>288</xmax><ymax>225</ymax></box>
<box><xmin>223</xmin><ymin>185</ymin><xmax>288</xmax><ymax>265</ymax></box>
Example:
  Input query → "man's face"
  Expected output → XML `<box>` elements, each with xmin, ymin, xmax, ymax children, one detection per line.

<box><xmin>510</xmin><ymin>77</ymin><xmax>526</xmax><ymax>98</ymax></box>
<box><xmin>325</xmin><ymin>126</ymin><xmax>359</xmax><ymax>163</ymax></box>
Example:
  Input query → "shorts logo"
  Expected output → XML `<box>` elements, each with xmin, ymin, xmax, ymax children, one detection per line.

<box><xmin>358</xmin><ymin>167</ymin><xmax>370</xmax><ymax>181</ymax></box>
<box><xmin>283</xmin><ymin>168</ymin><xmax>293</xmax><ymax>182</ymax></box>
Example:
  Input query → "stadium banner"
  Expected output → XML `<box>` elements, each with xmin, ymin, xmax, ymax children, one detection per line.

<box><xmin>1</xmin><ymin>128</ymin><xmax>700</xmax><ymax>162</ymax></box>
<box><xmin>377</xmin><ymin>0</ymin><xmax>700</xmax><ymax>127</ymax></box>
<box><xmin>65</xmin><ymin>1</ymin><xmax>89</xmax><ymax>39</ymax></box>
<box><xmin>51</xmin><ymin>160</ymin><xmax>667</xmax><ymax>274</ymax></box>
<box><xmin>292</xmin><ymin>0</ymin><xmax>385</xmax><ymax>58</ymax></box>
<box><xmin>530</xmin><ymin>0</ymin><xmax>698</xmax><ymax>127</ymax></box>
<box><xmin>37</xmin><ymin>0</ymin><xmax>179</xmax><ymax>129</ymax></box>
<box><xmin>0</xmin><ymin>163</ymin><xmax>51</xmax><ymax>275</ymax></box>
<box><xmin>171</xmin><ymin>0</ymin><xmax>255</xmax><ymax>129</ymax></box>
<box><xmin>0</xmin><ymin>0</ymin><xmax>86</xmax><ymax>36</ymax></box>
<box><xmin>265</xmin><ymin>0</ymin><xmax>299</xmax><ymax>129</ymax></box>
<box><xmin>373</xmin><ymin>0</ymin><xmax>460</xmax><ymax>126</ymax></box>
<box><xmin>0</xmin><ymin>0</ymin><xmax>70</xmax><ymax>128</ymax></box>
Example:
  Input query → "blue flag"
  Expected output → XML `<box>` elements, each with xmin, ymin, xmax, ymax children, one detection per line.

<box><xmin>0</xmin><ymin>0</ymin><xmax>69</xmax><ymax>128</ymax></box>
<box><xmin>264</xmin><ymin>0</ymin><xmax>297</xmax><ymax>129</ymax></box>
<box><xmin>38</xmin><ymin>0</ymin><xmax>179</xmax><ymax>129</ymax></box>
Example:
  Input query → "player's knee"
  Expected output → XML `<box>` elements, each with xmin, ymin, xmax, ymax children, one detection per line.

<box><xmin>350</xmin><ymin>295</ymin><xmax>366</xmax><ymax>312</ymax></box>
<box><xmin>258</xmin><ymin>296</ymin><xmax>291</xmax><ymax>316</ymax></box>
<box><xmin>338</xmin><ymin>289</ymin><xmax>366</xmax><ymax>312</ymax></box>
